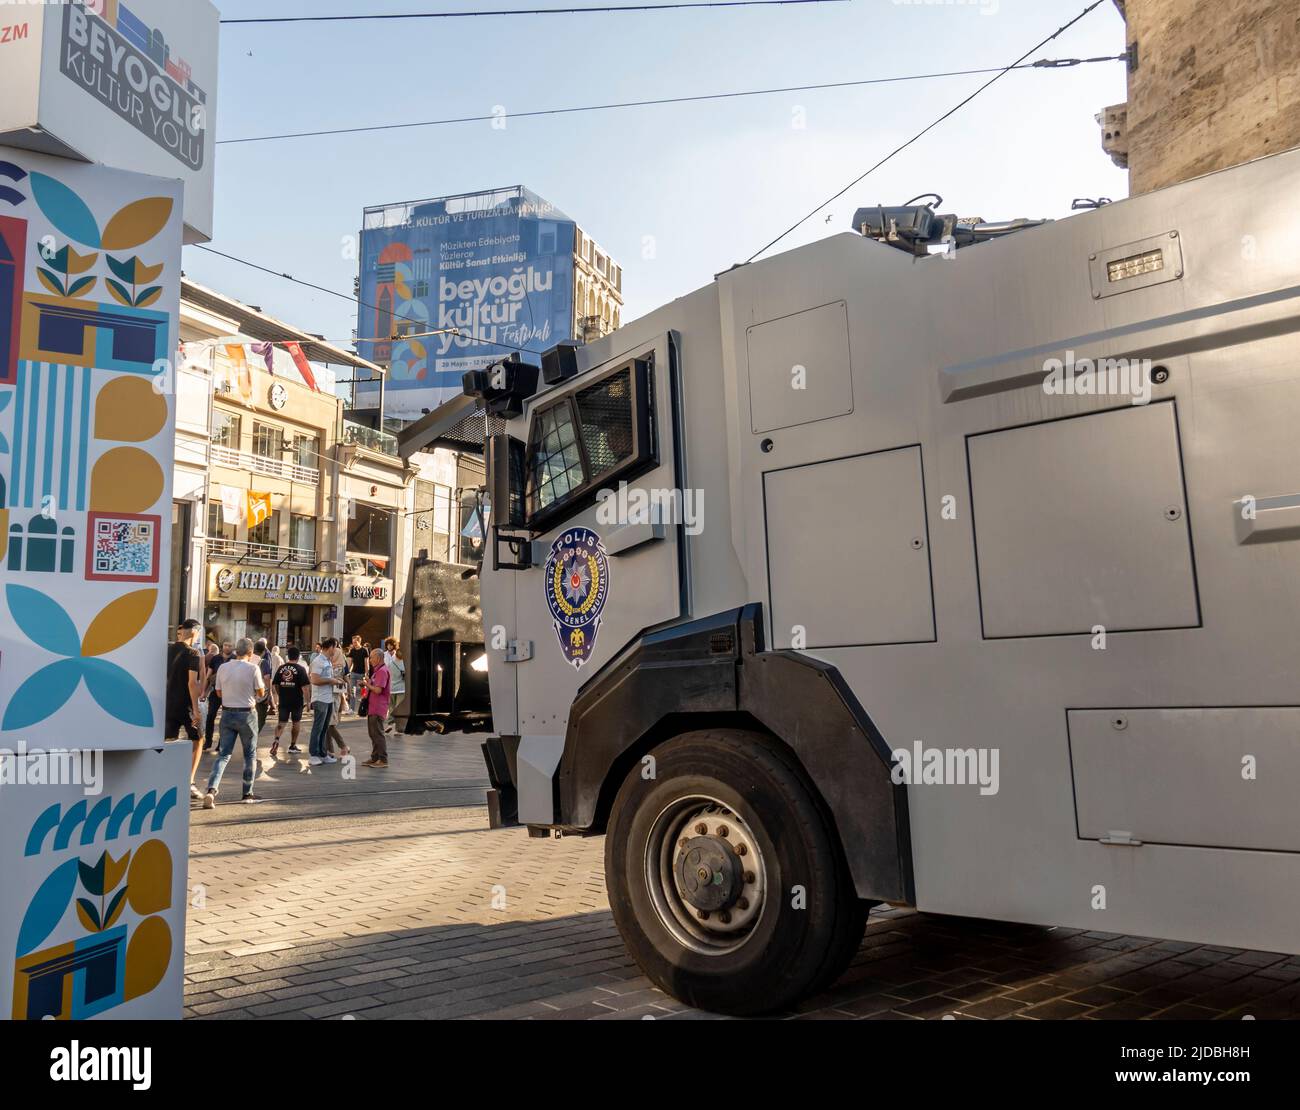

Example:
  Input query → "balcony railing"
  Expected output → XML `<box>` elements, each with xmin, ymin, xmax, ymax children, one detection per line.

<box><xmin>343</xmin><ymin>420</ymin><xmax>398</xmax><ymax>457</ymax></box>
<box><xmin>205</xmin><ymin>538</ymin><xmax>318</xmax><ymax>568</ymax></box>
<box><xmin>210</xmin><ymin>444</ymin><xmax>320</xmax><ymax>485</ymax></box>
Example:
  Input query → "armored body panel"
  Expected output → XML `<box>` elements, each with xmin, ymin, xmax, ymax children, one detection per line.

<box><xmin>482</xmin><ymin>147</ymin><xmax>1300</xmax><ymax>969</ymax></box>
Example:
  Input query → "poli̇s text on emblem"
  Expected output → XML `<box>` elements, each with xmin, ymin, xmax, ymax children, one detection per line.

<box><xmin>545</xmin><ymin>528</ymin><xmax>610</xmax><ymax>669</ymax></box>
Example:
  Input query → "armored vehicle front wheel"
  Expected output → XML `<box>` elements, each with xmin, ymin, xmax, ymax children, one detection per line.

<box><xmin>604</xmin><ymin>729</ymin><xmax>868</xmax><ymax>1015</ymax></box>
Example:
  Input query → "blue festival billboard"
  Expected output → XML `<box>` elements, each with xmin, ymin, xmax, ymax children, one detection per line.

<box><xmin>355</xmin><ymin>186</ymin><xmax>575</xmax><ymax>419</ymax></box>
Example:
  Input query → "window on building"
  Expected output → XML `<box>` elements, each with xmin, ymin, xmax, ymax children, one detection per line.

<box><xmin>212</xmin><ymin>410</ymin><xmax>241</xmax><ymax>449</ymax></box>
<box><xmin>290</xmin><ymin>514</ymin><xmax>316</xmax><ymax>554</ymax></box>
<box><xmin>291</xmin><ymin>434</ymin><xmax>319</xmax><ymax>469</ymax></box>
<box><xmin>434</xmin><ymin>484</ymin><xmax>453</xmax><ymax>564</ymax></box>
<box><xmin>248</xmin><ymin>510</ymin><xmax>279</xmax><ymax>549</ymax></box>
<box><xmin>347</xmin><ymin>502</ymin><xmax>393</xmax><ymax>559</ymax></box>
<box><xmin>413</xmin><ymin>481</ymin><xmax>452</xmax><ymax>561</ymax></box>
<box><xmin>252</xmin><ymin>422</ymin><xmax>283</xmax><ymax>459</ymax></box>
<box><xmin>206</xmin><ymin>500</ymin><xmax>237</xmax><ymax>542</ymax></box>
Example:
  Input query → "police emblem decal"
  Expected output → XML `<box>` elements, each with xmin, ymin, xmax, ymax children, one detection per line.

<box><xmin>544</xmin><ymin>527</ymin><xmax>610</xmax><ymax>669</ymax></box>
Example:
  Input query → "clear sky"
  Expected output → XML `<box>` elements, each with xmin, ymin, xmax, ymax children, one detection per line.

<box><xmin>184</xmin><ymin>0</ymin><xmax>1131</xmax><ymax>352</ymax></box>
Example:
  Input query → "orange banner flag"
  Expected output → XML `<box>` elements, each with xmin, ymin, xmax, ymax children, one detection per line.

<box><xmin>225</xmin><ymin>344</ymin><xmax>253</xmax><ymax>404</ymax></box>
<box><xmin>246</xmin><ymin>491</ymin><xmax>272</xmax><ymax>529</ymax></box>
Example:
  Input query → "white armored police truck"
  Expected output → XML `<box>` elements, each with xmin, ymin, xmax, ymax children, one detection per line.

<box><xmin>407</xmin><ymin>147</ymin><xmax>1300</xmax><ymax>1014</ymax></box>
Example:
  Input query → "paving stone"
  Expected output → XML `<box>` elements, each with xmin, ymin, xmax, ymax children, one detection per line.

<box><xmin>954</xmin><ymin>995</ymin><xmax>1027</xmax><ymax>1019</ymax></box>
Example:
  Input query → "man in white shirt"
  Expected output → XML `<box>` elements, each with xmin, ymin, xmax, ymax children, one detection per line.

<box><xmin>308</xmin><ymin>636</ymin><xmax>344</xmax><ymax>765</ymax></box>
<box><xmin>202</xmin><ymin>638</ymin><xmax>266</xmax><ymax>807</ymax></box>
<box><xmin>382</xmin><ymin>636</ymin><xmax>405</xmax><ymax>736</ymax></box>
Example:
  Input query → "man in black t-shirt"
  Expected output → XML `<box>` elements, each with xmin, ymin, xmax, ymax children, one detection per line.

<box><xmin>346</xmin><ymin>635</ymin><xmax>368</xmax><ymax>715</ymax></box>
<box><xmin>165</xmin><ymin>619</ymin><xmax>204</xmax><ymax>799</ymax></box>
<box><xmin>203</xmin><ymin>642</ymin><xmax>233</xmax><ymax>751</ymax></box>
<box><xmin>269</xmin><ymin>647</ymin><xmax>312</xmax><ymax>760</ymax></box>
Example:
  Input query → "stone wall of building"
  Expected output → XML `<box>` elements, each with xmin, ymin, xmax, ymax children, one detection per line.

<box><xmin>1123</xmin><ymin>0</ymin><xmax>1300</xmax><ymax>194</ymax></box>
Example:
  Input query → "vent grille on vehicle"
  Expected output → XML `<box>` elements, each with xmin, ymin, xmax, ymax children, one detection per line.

<box><xmin>575</xmin><ymin>367</ymin><xmax>634</xmax><ymax>479</ymax></box>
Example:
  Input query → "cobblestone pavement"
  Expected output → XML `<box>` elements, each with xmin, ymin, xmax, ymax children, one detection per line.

<box><xmin>185</xmin><ymin>724</ymin><xmax>1300</xmax><ymax>1020</ymax></box>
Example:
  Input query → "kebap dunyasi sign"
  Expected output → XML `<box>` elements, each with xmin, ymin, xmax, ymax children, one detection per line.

<box><xmin>210</xmin><ymin>565</ymin><xmax>343</xmax><ymax>604</ymax></box>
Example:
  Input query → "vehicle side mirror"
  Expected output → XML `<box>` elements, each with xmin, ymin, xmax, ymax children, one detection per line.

<box><xmin>486</xmin><ymin>433</ymin><xmax>525</xmax><ymax>529</ymax></box>
<box><xmin>486</xmin><ymin>433</ymin><xmax>532</xmax><ymax>571</ymax></box>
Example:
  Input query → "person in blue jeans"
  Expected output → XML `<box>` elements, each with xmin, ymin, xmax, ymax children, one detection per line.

<box><xmin>202</xmin><ymin>638</ymin><xmax>266</xmax><ymax>806</ymax></box>
<box><xmin>308</xmin><ymin>637</ymin><xmax>343</xmax><ymax>765</ymax></box>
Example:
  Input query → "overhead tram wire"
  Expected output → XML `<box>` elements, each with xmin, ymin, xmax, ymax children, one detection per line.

<box><xmin>216</xmin><ymin>55</ymin><xmax>1125</xmax><ymax>146</ymax></box>
<box><xmin>195</xmin><ymin>19</ymin><xmax>1119</xmax><ymax>367</ymax></box>
<box><xmin>743</xmin><ymin>0</ymin><xmax>1112</xmax><ymax>263</ymax></box>
<box><xmin>220</xmin><ymin>1</ymin><xmax>846</xmax><ymax>24</ymax></box>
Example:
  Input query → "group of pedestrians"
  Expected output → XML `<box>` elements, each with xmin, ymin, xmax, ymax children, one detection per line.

<box><xmin>164</xmin><ymin>621</ymin><xmax>408</xmax><ymax>807</ymax></box>
<box><xmin>304</xmin><ymin>636</ymin><xmax>400</xmax><ymax>770</ymax></box>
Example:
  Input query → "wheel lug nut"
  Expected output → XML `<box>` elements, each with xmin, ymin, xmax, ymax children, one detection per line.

<box><xmin>737</xmin><ymin>897</ymin><xmax>749</xmax><ymax>910</ymax></box>
<box><xmin>678</xmin><ymin>838</ymin><xmax>688</xmax><ymax>850</ymax></box>
<box><xmin>744</xmin><ymin>871</ymin><xmax>755</xmax><ymax>884</ymax></box>
<box><xmin>718</xmin><ymin>825</ymin><xmax>729</xmax><ymax>837</ymax></box>
<box><xmin>697</xmin><ymin>909</ymin><xmax>709</xmax><ymax>920</ymax></box>
<box><xmin>719</xmin><ymin>911</ymin><xmax>732</xmax><ymax>924</ymax></box>
<box><xmin>736</xmin><ymin>844</ymin><xmax>747</xmax><ymax>856</ymax></box>
<box><xmin>695</xmin><ymin>823</ymin><xmax>708</xmax><ymax>835</ymax></box>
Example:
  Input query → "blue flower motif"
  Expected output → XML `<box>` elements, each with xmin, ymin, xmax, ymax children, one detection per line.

<box><xmin>2</xmin><ymin>585</ymin><xmax>155</xmax><ymax>731</ymax></box>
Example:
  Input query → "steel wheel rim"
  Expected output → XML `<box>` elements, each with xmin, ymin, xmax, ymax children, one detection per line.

<box><xmin>643</xmin><ymin>793</ymin><xmax>768</xmax><ymax>956</ymax></box>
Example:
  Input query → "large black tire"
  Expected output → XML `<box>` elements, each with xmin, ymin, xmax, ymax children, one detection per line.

<box><xmin>605</xmin><ymin>729</ymin><xmax>868</xmax><ymax>1015</ymax></box>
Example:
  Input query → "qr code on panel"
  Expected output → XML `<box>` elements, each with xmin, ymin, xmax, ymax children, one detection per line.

<box><xmin>90</xmin><ymin>514</ymin><xmax>159</xmax><ymax>581</ymax></box>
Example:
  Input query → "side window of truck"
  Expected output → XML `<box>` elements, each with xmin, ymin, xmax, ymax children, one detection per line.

<box><xmin>523</xmin><ymin>357</ymin><xmax>655</xmax><ymax>529</ymax></box>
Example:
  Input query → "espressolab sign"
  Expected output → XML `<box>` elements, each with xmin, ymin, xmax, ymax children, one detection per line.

<box><xmin>210</xmin><ymin>565</ymin><xmax>343</xmax><ymax>604</ymax></box>
<box><xmin>0</xmin><ymin>0</ymin><xmax>220</xmax><ymax>244</ymax></box>
<box><xmin>346</xmin><ymin>576</ymin><xmax>393</xmax><ymax>606</ymax></box>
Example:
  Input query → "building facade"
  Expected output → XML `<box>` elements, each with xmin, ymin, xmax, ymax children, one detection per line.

<box><xmin>573</xmin><ymin>226</ymin><xmax>623</xmax><ymax>343</ymax></box>
<box><xmin>353</xmin><ymin>186</ymin><xmax>624</xmax><ymax>420</ymax></box>
<box><xmin>201</xmin><ymin>355</ymin><xmax>342</xmax><ymax>650</ymax></box>
<box><xmin>1110</xmin><ymin>0</ymin><xmax>1300</xmax><ymax>194</ymax></box>
<box><xmin>337</xmin><ymin>422</ymin><xmax>420</xmax><ymax>646</ymax></box>
<box><xmin>174</xmin><ymin>280</ymin><xmax>425</xmax><ymax>652</ymax></box>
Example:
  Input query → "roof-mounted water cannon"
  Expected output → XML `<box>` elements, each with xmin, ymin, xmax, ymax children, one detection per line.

<box><xmin>852</xmin><ymin>193</ymin><xmax>1050</xmax><ymax>257</ymax></box>
<box><xmin>462</xmin><ymin>353</ymin><xmax>540</xmax><ymax>419</ymax></box>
